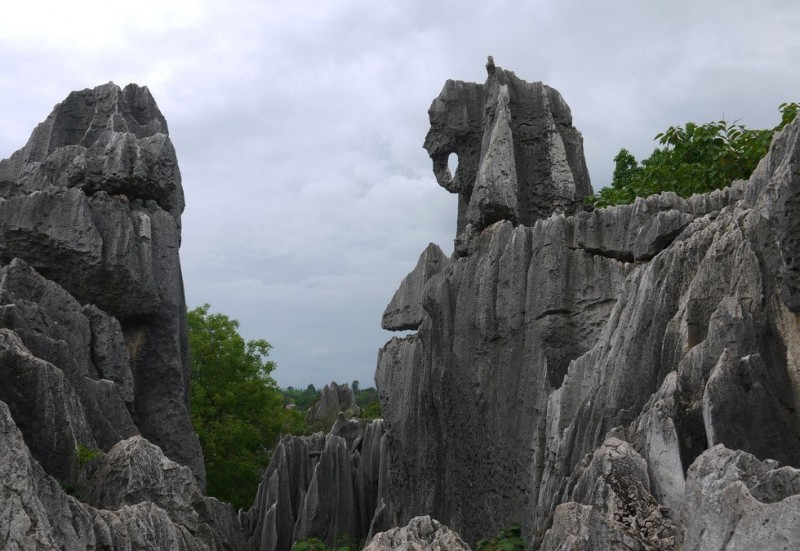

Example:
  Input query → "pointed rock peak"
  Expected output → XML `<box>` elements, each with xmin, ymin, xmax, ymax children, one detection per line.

<box><xmin>424</xmin><ymin>59</ymin><xmax>592</xmax><ymax>238</ymax></box>
<box><xmin>22</xmin><ymin>82</ymin><xmax>169</xmax><ymax>164</ymax></box>
<box><xmin>382</xmin><ymin>243</ymin><xmax>448</xmax><ymax>331</ymax></box>
<box><xmin>486</xmin><ymin>55</ymin><xmax>496</xmax><ymax>75</ymax></box>
<box><xmin>0</xmin><ymin>83</ymin><xmax>183</xmax><ymax>215</ymax></box>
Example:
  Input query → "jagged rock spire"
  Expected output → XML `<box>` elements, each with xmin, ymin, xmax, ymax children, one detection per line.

<box><xmin>424</xmin><ymin>57</ymin><xmax>592</xmax><ymax>239</ymax></box>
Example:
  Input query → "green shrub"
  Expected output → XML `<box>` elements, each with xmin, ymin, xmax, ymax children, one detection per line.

<box><xmin>188</xmin><ymin>304</ymin><xmax>289</xmax><ymax>509</ymax></box>
<box><xmin>291</xmin><ymin>538</ymin><xmax>327</xmax><ymax>551</ymax></box>
<box><xmin>587</xmin><ymin>102</ymin><xmax>799</xmax><ymax>208</ymax></box>
<box><xmin>476</xmin><ymin>523</ymin><xmax>528</xmax><ymax>551</ymax></box>
<box><xmin>77</xmin><ymin>444</ymin><xmax>103</xmax><ymax>468</ymax></box>
<box><xmin>291</xmin><ymin>535</ymin><xmax>356</xmax><ymax>551</ymax></box>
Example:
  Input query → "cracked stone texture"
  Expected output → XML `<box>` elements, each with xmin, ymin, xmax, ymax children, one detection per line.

<box><xmin>305</xmin><ymin>381</ymin><xmax>362</xmax><ymax>429</ymax></box>
<box><xmin>0</xmin><ymin>82</ymin><xmax>203</xmax><ymax>484</ymax></box>
<box><xmin>382</xmin><ymin>243</ymin><xmax>449</xmax><ymax>331</ymax></box>
<box><xmin>541</xmin><ymin>437</ymin><xmax>675</xmax><ymax>550</ymax></box>
<box><xmin>424</xmin><ymin>57</ymin><xmax>591</xmax><ymax>237</ymax></box>
<box><xmin>364</xmin><ymin>516</ymin><xmax>471</xmax><ymax>551</ymax></box>
<box><xmin>242</xmin><ymin>420</ymin><xmax>390</xmax><ymax>551</ymax></box>
<box><xmin>378</xmin><ymin>64</ymin><xmax>800</xmax><ymax>548</ymax></box>
<box><xmin>0</xmin><ymin>401</ymin><xmax>245</xmax><ymax>551</ymax></box>
<box><xmin>678</xmin><ymin>445</ymin><xmax>800</xmax><ymax>550</ymax></box>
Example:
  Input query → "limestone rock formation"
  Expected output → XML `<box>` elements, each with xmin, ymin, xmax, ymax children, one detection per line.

<box><xmin>0</xmin><ymin>83</ymin><xmax>240</xmax><ymax>549</ymax></box>
<box><xmin>243</xmin><ymin>419</ymin><xmax>389</xmax><ymax>551</ymax></box>
<box><xmin>377</xmin><ymin>60</ymin><xmax>800</xmax><ymax>549</ymax></box>
<box><xmin>678</xmin><ymin>446</ymin><xmax>800</xmax><ymax>550</ymax></box>
<box><xmin>305</xmin><ymin>381</ymin><xmax>362</xmax><ymax>429</ymax></box>
<box><xmin>0</xmin><ymin>401</ymin><xmax>244</xmax><ymax>550</ymax></box>
<box><xmin>0</xmin><ymin>82</ymin><xmax>203</xmax><ymax>484</ymax></box>
<box><xmin>364</xmin><ymin>516</ymin><xmax>471</xmax><ymax>551</ymax></box>
<box><xmin>424</xmin><ymin>56</ymin><xmax>591</xmax><ymax>239</ymax></box>
<box><xmin>382</xmin><ymin>244</ymin><xmax>448</xmax><ymax>331</ymax></box>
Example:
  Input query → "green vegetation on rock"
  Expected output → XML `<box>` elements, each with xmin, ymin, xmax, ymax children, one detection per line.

<box><xmin>188</xmin><ymin>304</ymin><xmax>384</xmax><ymax>509</ymax></box>
<box><xmin>476</xmin><ymin>523</ymin><xmax>528</xmax><ymax>551</ymax></box>
<box><xmin>291</xmin><ymin>533</ymin><xmax>359</xmax><ymax>551</ymax></box>
<box><xmin>587</xmin><ymin>102</ymin><xmax>799</xmax><ymax>208</ymax></box>
<box><xmin>188</xmin><ymin>304</ymin><xmax>292</xmax><ymax>509</ymax></box>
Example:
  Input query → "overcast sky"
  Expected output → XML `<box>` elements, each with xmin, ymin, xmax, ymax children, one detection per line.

<box><xmin>2</xmin><ymin>1</ymin><xmax>799</xmax><ymax>388</ymax></box>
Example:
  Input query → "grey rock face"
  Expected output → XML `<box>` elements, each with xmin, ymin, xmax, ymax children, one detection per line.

<box><xmin>305</xmin><ymin>381</ymin><xmax>362</xmax><ymax>429</ymax></box>
<box><xmin>0</xmin><ymin>400</ymin><xmax>244</xmax><ymax>551</ymax></box>
<box><xmin>243</xmin><ymin>419</ymin><xmax>389</xmax><ymax>551</ymax></box>
<box><xmin>679</xmin><ymin>446</ymin><xmax>800</xmax><ymax>550</ymax></box>
<box><xmin>541</xmin><ymin>437</ymin><xmax>675</xmax><ymax>550</ymax></box>
<box><xmin>378</xmin><ymin>63</ymin><xmax>800</xmax><ymax>549</ymax></box>
<box><xmin>424</xmin><ymin>57</ymin><xmax>591</xmax><ymax>237</ymax></box>
<box><xmin>364</xmin><ymin>516</ymin><xmax>471</xmax><ymax>551</ymax></box>
<box><xmin>382</xmin><ymin>244</ymin><xmax>449</xmax><ymax>331</ymax></box>
<box><xmin>0</xmin><ymin>82</ymin><xmax>203</xmax><ymax>484</ymax></box>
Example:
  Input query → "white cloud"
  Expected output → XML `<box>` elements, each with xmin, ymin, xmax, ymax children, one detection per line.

<box><xmin>2</xmin><ymin>0</ymin><xmax>799</xmax><ymax>386</ymax></box>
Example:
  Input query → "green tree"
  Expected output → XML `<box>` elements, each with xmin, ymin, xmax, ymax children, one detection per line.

<box><xmin>280</xmin><ymin>385</ymin><xmax>322</xmax><ymax>412</ymax></box>
<box><xmin>588</xmin><ymin>102</ymin><xmax>799</xmax><ymax>208</ymax></box>
<box><xmin>188</xmin><ymin>304</ymin><xmax>288</xmax><ymax>509</ymax></box>
<box><xmin>476</xmin><ymin>524</ymin><xmax>528</xmax><ymax>551</ymax></box>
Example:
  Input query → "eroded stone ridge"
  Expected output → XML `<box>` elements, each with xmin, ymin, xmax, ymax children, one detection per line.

<box><xmin>0</xmin><ymin>83</ymin><xmax>203</xmax><ymax>488</ymax></box>
<box><xmin>242</xmin><ymin>419</ymin><xmax>390</xmax><ymax>551</ymax></box>
<box><xmin>0</xmin><ymin>401</ymin><xmax>244</xmax><ymax>550</ymax></box>
<box><xmin>424</xmin><ymin>56</ymin><xmax>592</xmax><ymax>239</ymax></box>
<box><xmin>378</xmin><ymin>64</ymin><xmax>800</xmax><ymax>549</ymax></box>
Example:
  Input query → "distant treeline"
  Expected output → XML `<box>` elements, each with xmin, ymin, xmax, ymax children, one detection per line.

<box><xmin>280</xmin><ymin>382</ymin><xmax>381</xmax><ymax>419</ymax></box>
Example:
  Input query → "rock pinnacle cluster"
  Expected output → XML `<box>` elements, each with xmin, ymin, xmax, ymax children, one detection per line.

<box><xmin>3</xmin><ymin>61</ymin><xmax>800</xmax><ymax>551</ymax></box>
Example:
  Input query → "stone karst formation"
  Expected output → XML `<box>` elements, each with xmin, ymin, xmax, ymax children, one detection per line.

<box><xmin>2</xmin><ymin>59</ymin><xmax>800</xmax><ymax>551</ymax></box>
<box><xmin>0</xmin><ymin>83</ymin><xmax>245</xmax><ymax>549</ymax></box>
<box><xmin>376</xmin><ymin>58</ymin><xmax>800</xmax><ymax>549</ymax></box>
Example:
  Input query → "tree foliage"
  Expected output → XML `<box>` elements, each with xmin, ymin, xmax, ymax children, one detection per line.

<box><xmin>588</xmin><ymin>102</ymin><xmax>799</xmax><ymax>208</ymax></box>
<box><xmin>281</xmin><ymin>385</ymin><xmax>322</xmax><ymax>411</ymax></box>
<box><xmin>188</xmin><ymin>304</ymin><xmax>289</xmax><ymax>509</ymax></box>
<box><xmin>476</xmin><ymin>524</ymin><xmax>528</xmax><ymax>551</ymax></box>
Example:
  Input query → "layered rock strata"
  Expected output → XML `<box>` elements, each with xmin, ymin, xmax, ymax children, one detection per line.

<box><xmin>378</xmin><ymin>60</ymin><xmax>800</xmax><ymax>548</ymax></box>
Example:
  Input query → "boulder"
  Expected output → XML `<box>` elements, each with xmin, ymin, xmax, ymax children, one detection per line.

<box><xmin>364</xmin><ymin>516</ymin><xmax>471</xmax><ymax>551</ymax></box>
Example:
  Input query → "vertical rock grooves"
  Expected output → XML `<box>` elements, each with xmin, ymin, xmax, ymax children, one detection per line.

<box><xmin>377</xmin><ymin>60</ymin><xmax>800</xmax><ymax>549</ymax></box>
<box><xmin>0</xmin><ymin>83</ymin><xmax>244</xmax><ymax>549</ymax></box>
<box><xmin>242</xmin><ymin>419</ymin><xmax>390</xmax><ymax>551</ymax></box>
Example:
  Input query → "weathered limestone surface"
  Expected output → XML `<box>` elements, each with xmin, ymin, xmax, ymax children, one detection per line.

<box><xmin>0</xmin><ymin>401</ymin><xmax>244</xmax><ymax>551</ymax></box>
<box><xmin>678</xmin><ymin>446</ymin><xmax>800</xmax><ymax>550</ymax></box>
<box><xmin>364</xmin><ymin>516</ymin><xmax>471</xmax><ymax>551</ymax></box>
<box><xmin>305</xmin><ymin>381</ymin><xmax>362</xmax><ymax>429</ymax></box>
<box><xmin>243</xmin><ymin>419</ymin><xmax>390</xmax><ymax>551</ymax></box>
<box><xmin>0</xmin><ymin>83</ymin><xmax>242</xmax><ymax>549</ymax></box>
<box><xmin>424</xmin><ymin>57</ymin><xmax>591</xmax><ymax>237</ymax></box>
<box><xmin>382</xmin><ymin>243</ymin><xmax>449</xmax><ymax>331</ymax></box>
<box><xmin>0</xmin><ymin>82</ymin><xmax>203</xmax><ymax>483</ymax></box>
<box><xmin>377</xmin><ymin>61</ymin><xmax>800</xmax><ymax>548</ymax></box>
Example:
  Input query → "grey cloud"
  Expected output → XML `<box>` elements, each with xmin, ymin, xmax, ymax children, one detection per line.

<box><xmin>2</xmin><ymin>0</ymin><xmax>799</xmax><ymax>387</ymax></box>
